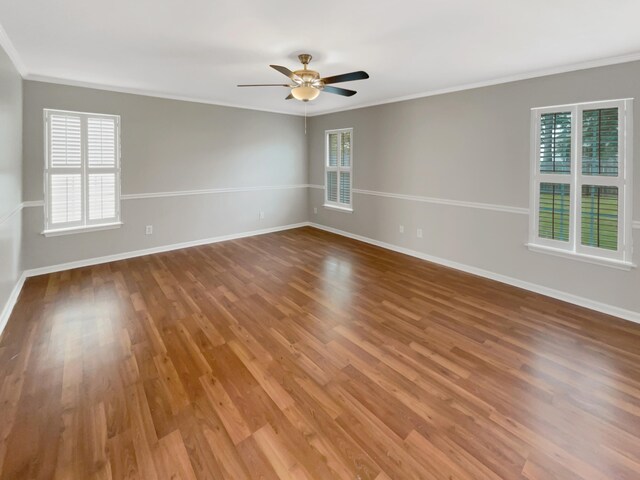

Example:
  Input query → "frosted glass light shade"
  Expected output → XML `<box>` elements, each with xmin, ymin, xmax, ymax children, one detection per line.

<box><xmin>291</xmin><ymin>86</ymin><xmax>320</xmax><ymax>101</ymax></box>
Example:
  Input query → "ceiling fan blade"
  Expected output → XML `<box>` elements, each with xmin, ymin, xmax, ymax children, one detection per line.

<box><xmin>323</xmin><ymin>86</ymin><xmax>357</xmax><ymax>97</ymax></box>
<box><xmin>320</xmin><ymin>71</ymin><xmax>369</xmax><ymax>85</ymax></box>
<box><xmin>237</xmin><ymin>84</ymin><xmax>291</xmax><ymax>87</ymax></box>
<box><xmin>285</xmin><ymin>93</ymin><xmax>294</xmax><ymax>100</ymax></box>
<box><xmin>270</xmin><ymin>65</ymin><xmax>298</xmax><ymax>80</ymax></box>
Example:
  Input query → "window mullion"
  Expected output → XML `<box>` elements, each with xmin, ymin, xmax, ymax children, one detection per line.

<box><xmin>81</xmin><ymin>114</ymin><xmax>88</xmax><ymax>227</ymax></box>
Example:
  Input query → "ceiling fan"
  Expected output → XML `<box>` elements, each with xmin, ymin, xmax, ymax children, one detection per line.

<box><xmin>238</xmin><ymin>54</ymin><xmax>369</xmax><ymax>102</ymax></box>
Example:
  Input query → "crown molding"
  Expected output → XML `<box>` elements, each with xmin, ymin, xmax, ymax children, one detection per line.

<box><xmin>0</xmin><ymin>21</ymin><xmax>27</xmax><ymax>76</ymax></box>
<box><xmin>306</xmin><ymin>51</ymin><xmax>640</xmax><ymax>117</ymax></box>
<box><xmin>24</xmin><ymin>73</ymin><xmax>305</xmax><ymax>117</ymax></box>
<box><xmin>16</xmin><ymin>50</ymin><xmax>640</xmax><ymax>118</ymax></box>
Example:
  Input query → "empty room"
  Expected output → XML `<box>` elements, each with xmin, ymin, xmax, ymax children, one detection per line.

<box><xmin>1</xmin><ymin>1</ymin><xmax>640</xmax><ymax>479</ymax></box>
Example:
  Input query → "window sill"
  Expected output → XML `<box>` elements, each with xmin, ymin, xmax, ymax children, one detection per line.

<box><xmin>42</xmin><ymin>222</ymin><xmax>123</xmax><ymax>237</ymax></box>
<box><xmin>526</xmin><ymin>243</ymin><xmax>635</xmax><ymax>271</ymax></box>
<box><xmin>323</xmin><ymin>204</ymin><xmax>353</xmax><ymax>213</ymax></box>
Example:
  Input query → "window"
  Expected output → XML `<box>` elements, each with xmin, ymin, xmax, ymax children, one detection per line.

<box><xmin>529</xmin><ymin>99</ymin><xmax>634</xmax><ymax>268</ymax></box>
<box><xmin>44</xmin><ymin>109</ymin><xmax>121</xmax><ymax>234</ymax></box>
<box><xmin>324</xmin><ymin>128</ymin><xmax>353</xmax><ymax>211</ymax></box>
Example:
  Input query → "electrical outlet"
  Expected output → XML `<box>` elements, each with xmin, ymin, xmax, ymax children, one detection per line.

<box><xmin>259</xmin><ymin>211</ymin><xmax>265</xmax><ymax>220</ymax></box>
<box><xmin>313</xmin><ymin>207</ymin><xmax>318</xmax><ymax>214</ymax></box>
<box><xmin>399</xmin><ymin>225</ymin><xmax>404</xmax><ymax>233</ymax></box>
<box><xmin>417</xmin><ymin>228</ymin><xmax>423</xmax><ymax>238</ymax></box>
<box><xmin>145</xmin><ymin>225</ymin><xmax>153</xmax><ymax>235</ymax></box>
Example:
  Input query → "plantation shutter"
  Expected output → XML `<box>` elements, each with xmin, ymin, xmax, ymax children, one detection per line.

<box><xmin>325</xmin><ymin>129</ymin><xmax>352</xmax><ymax>209</ymax></box>
<box><xmin>578</xmin><ymin>106</ymin><xmax>623</xmax><ymax>254</ymax></box>
<box><xmin>87</xmin><ymin>117</ymin><xmax>119</xmax><ymax>223</ymax></box>
<box><xmin>47</xmin><ymin>113</ymin><xmax>83</xmax><ymax>228</ymax></box>
<box><xmin>530</xmin><ymin>99</ymin><xmax>631</xmax><ymax>265</ymax></box>
<box><xmin>45</xmin><ymin>110</ymin><xmax>121</xmax><ymax>232</ymax></box>
<box><xmin>539</xmin><ymin>112</ymin><xmax>572</xmax><ymax>174</ymax></box>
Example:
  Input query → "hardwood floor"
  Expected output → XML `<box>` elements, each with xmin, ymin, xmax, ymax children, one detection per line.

<box><xmin>1</xmin><ymin>226</ymin><xmax>640</xmax><ymax>479</ymax></box>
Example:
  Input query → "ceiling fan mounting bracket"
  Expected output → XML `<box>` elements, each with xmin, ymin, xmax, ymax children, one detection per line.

<box><xmin>298</xmin><ymin>53</ymin><xmax>312</xmax><ymax>67</ymax></box>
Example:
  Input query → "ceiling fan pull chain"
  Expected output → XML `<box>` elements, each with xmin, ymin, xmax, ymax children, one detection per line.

<box><xmin>304</xmin><ymin>102</ymin><xmax>307</xmax><ymax>135</ymax></box>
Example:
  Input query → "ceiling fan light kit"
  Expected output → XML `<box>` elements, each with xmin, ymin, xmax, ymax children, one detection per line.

<box><xmin>291</xmin><ymin>85</ymin><xmax>320</xmax><ymax>101</ymax></box>
<box><xmin>238</xmin><ymin>53</ymin><xmax>369</xmax><ymax>102</ymax></box>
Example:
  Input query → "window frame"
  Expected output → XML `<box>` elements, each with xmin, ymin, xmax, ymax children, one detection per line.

<box><xmin>324</xmin><ymin>127</ymin><xmax>353</xmax><ymax>212</ymax></box>
<box><xmin>528</xmin><ymin>99</ymin><xmax>634</xmax><ymax>269</ymax></box>
<box><xmin>43</xmin><ymin>108</ymin><xmax>122</xmax><ymax>235</ymax></box>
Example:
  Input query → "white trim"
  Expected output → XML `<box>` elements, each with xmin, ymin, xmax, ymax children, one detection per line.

<box><xmin>310</xmin><ymin>184</ymin><xmax>529</xmax><ymax>215</ymax></box>
<box><xmin>309</xmin><ymin>223</ymin><xmax>640</xmax><ymax>324</ymax></box>
<box><xmin>324</xmin><ymin>128</ymin><xmax>353</xmax><ymax>210</ymax></box>
<box><xmin>1</xmin><ymin>222</ymin><xmax>309</xmax><ymax>338</ymax></box>
<box><xmin>531</xmin><ymin>97</ymin><xmax>636</xmax><ymax>111</ymax></box>
<box><xmin>0</xmin><ymin>21</ymin><xmax>27</xmax><ymax>76</ymax></box>
<box><xmin>121</xmin><ymin>184</ymin><xmax>309</xmax><ymax>200</ymax></box>
<box><xmin>323</xmin><ymin>204</ymin><xmax>353</xmax><ymax>213</ymax></box>
<box><xmin>20</xmin><ymin>187</ymin><xmax>640</xmax><ymax>230</ymax></box>
<box><xmin>18</xmin><ymin>52</ymin><xmax>640</xmax><ymax>119</ymax></box>
<box><xmin>22</xmin><ymin>184</ymin><xmax>310</xmax><ymax>205</ymax></box>
<box><xmin>0</xmin><ymin>272</ymin><xmax>26</xmax><ymax>340</ymax></box>
<box><xmin>526</xmin><ymin>243</ymin><xmax>635</xmax><ymax>270</ymax></box>
<box><xmin>24</xmin><ymin>222</ymin><xmax>310</xmax><ymax>277</ymax></box>
<box><xmin>0</xmin><ymin>203</ymin><xmax>23</xmax><ymax>225</ymax></box>
<box><xmin>528</xmin><ymin>99</ymin><xmax>633</xmax><ymax>264</ymax></box>
<box><xmin>43</xmin><ymin>222</ymin><xmax>123</xmax><ymax>237</ymax></box>
<box><xmin>25</xmin><ymin>74</ymin><xmax>304</xmax><ymax>117</ymax></box>
<box><xmin>307</xmin><ymin>52</ymin><xmax>640</xmax><ymax>117</ymax></box>
<box><xmin>354</xmin><ymin>188</ymin><xmax>529</xmax><ymax>215</ymax></box>
<box><xmin>44</xmin><ymin>109</ymin><xmax>122</xmax><ymax>232</ymax></box>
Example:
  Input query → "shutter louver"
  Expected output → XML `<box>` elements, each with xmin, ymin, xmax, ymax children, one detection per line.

<box><xmin>88</xmin><ymin>117</ymin><xmax>116</xmax><ymax>167</ymax></box>
<box><xmin>50</xmin><ymin>114</ymin><xmax>82</xmax><ymax>167</ymax></box>
<box><xmin>50</xmin><ymin>174</ymin><xmax>82</xmax><ymax>224</ymax></box>
<box><xmin>538</xmin><ymin>183</ymin><xmax>570</xmax><ymax>242</ymax></box>
<box><xmin>89</xmin><ymin>174</ymin><xmax>117</xmax><ymax>220</ymax></box>
<box><xmin>581</xmin><ymin>185</ymin><xmax>618</xmax><ymax>250</ymax></box>
<box><xmin>325</xmin><ymin>129</ymin><xmax>352</xmax><ymax>209</ymax></box>
<box><xmin>329</xmin><ymin>133</ymin><xmax>338</xmax><ymax>167</ymax></box>
<box><xmin>327</xmin><ymin>172</ymin><xmax>338</xmax><ymax>202</ymax></box>
<box><xmin>582</xmin><ymin>108</ymin><xmax>619</xmax><ymax>176</ymax></box>
<box><xmin>339</xmin><ymin>172</ymin><xmax>350</xmax><ymax>204</ymax></box>
<box><xmin>341</xmin><ymin>131</ymin><xmax>351</xmax><ymax>167</ymax></box>
<box><xmin>540</xmin><ymin>112</ymin><xmax>571</xmax><ymax>174</ymax></box>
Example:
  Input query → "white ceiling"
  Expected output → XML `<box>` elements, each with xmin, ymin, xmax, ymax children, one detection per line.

<box><xmin>2</xmin><ymin>0</ymin><xmax>640</xmax><ymax>116</ymax></box>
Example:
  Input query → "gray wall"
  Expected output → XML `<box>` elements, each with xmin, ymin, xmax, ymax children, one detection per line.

<box><xmin>22</xmin><ymin>81</ymin><xmax>308</xmax><ymax>269</ymax></box>
<box><xmin>0</xmin><ymin>44</ymin><xmax>22</xmax><ymax>319</ymax></box>
<box><xmin>308</xmin><ymin>61</ymin><xmax>640</xmax><ymax>315</ymax></box>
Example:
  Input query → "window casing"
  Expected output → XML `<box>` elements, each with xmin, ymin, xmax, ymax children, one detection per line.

<box><xmin>44</xmin><ymin>109</ymin><xmax>121</xmax><ymax>234</ymax></box>
<box><xmin>324</xmin><ymin>128</ymin><xmax>353</xmax><ymax>211</ymax></box>
<box><xmin>528</xmin><ymin>99</ymin><xmax>634</xmax><ymax>268</ymax></box>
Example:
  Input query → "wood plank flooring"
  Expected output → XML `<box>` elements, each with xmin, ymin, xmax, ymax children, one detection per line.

<box><xmin>1</xmin><ymin>226</ymin><xmax>640</xmax><ymax>479</ymax></box>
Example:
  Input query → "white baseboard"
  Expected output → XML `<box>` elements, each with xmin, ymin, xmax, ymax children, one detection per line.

<box><xmin>0</xmin><ymin>271</ymin><xmax>26</xmax><ymax>339</ymax></box>
<box><xmin>3</xmin><ymin>220</ymin><xmax>637</xmax><ymax>341</ymax></box>
<box><xmin>309</xmin><ymin>223</ymin><xmax>640</xmax><ymax>325</ymax></box>
<box><xmin>1</xmin><ymin>222</ymin><xmax>311</xmax><ymax>339</ymax></box>
<box><xmin>25</xmin><ymin>222</ymin><xmax>311</xmax><ymax>277</ymax></box>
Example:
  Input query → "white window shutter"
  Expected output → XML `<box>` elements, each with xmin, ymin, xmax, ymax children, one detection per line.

<box><xmin>50</xmin><ymin>174</ymin><xmax>82</xmax><ymax>225</ymax></box>
<box><xmin>50</xmin><ymin>114</ymin><xmax>82</xmax><ymax>168</ymax></box>
<box><xmin>45</xmin><ymin>109</ymin><xmax>121</xmax><ymax>232</ymax></box>
<box><xmin>324</xmin><ymin>128</ymin><xmax>353</xmax><ymax>210</ymax></box>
